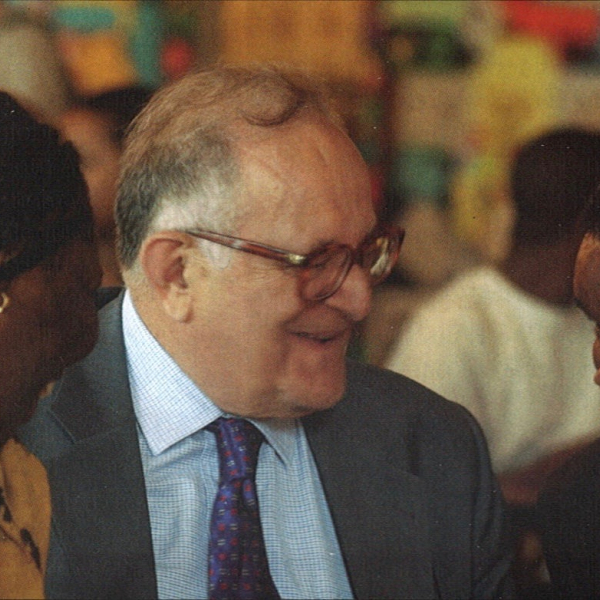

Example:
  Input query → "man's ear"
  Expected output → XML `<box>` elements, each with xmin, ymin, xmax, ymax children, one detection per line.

<box><xmin>140</xmin><ymin>231</ymin><xmax>197</xmax><ymax>322</ymax></box>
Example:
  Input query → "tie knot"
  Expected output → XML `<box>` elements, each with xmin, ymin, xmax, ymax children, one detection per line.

<box><xmin>207</xmin><ymin>417</ymin><xmax>263</xmax><ymax>481</ymax></box>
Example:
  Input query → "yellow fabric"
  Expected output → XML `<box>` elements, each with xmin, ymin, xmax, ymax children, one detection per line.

<box><xmin>57</xmin><ymin>31</ymin><xmax>138</xmax><ymax>96</ymax></box>
<box><xmin>0</xmin><ymin>438</ymin><xmax>50</xmax><ymax>600</ymax></box>
<box><xmin>450</xmin><ymin>34</ymin><xmax>560</xmax><ymax>260</ymax></box>
<box><xmin>220</xmin><ymin>0</ymin><xmax>380</xmax><ymax>83</ymax></box>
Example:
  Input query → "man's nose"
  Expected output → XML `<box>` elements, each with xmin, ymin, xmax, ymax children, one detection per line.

<box><xmin>324</xmin><ymin>263</ymin><xmax>372</xmax><ymax>322</ymax></box>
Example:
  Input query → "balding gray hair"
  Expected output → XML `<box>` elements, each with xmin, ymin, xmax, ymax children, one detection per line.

<box><xmin>116</xmin><ymin>64</ymin><xmax>343</xmax><ymax>270</ymax></box>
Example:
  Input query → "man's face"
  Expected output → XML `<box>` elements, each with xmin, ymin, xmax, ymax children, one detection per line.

<box><xmin>574</xmin><ymin>232</ymin><xmax>600</xmax><ymax>385</ymax></box>
<box><xmin>183</xmin><ymin>116</ymin><xmax>376</xmax><ymax>419</ymax></box>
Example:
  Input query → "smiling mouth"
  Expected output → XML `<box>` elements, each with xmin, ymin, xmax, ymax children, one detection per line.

<box><xmin>294</xmin><ymin>331</ymin><xmax>347</xmax><ymax>344</ymax></box>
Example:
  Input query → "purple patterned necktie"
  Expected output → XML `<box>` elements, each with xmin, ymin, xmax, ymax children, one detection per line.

<box><xmin>207</xmin><ymin>417</ymin><xmax>281</xmax><ymax>600</ymax></box>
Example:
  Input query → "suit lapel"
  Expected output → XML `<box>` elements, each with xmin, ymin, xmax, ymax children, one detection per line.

<box><xmin>43</xmin><ymin>300</ymin><xmax>436</xmax><ymax>599</ymax></box>
<box><xmin>46</xmin><ymin>295</ymin><xmax>157</xmax><ymax>598</ymax></box>
<box><xmin>304</xmin><ymin>368</ymin><xmax>436</xmax><ymax>600</ymax></box>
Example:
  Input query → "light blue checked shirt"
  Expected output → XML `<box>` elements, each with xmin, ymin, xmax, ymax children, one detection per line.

<box><xmin>122</xmin><ymin>292</ymin><xmax>353</xmax><ymax>600</ymax></box>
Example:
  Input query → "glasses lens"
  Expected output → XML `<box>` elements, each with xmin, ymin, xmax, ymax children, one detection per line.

<box><xmin>300</xmin><ymin>228</ymin><xmax>403</xmax><ymax>301</ymax></box>
<box><xmin>362</xmin><ymin>232</ymin><xmax>400</xmax><ymax>284</ymax></box>
<box><xmin>302</xmin><ymin>246</ymin><xmax>351</xmax><ymax>300</ymax></box>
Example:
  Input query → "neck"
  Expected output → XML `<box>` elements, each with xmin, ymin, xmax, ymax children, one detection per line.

<box><xmin>500</xmin><ymin>236</ymin><xmax>581</xmax><ymax>306</ymax></box>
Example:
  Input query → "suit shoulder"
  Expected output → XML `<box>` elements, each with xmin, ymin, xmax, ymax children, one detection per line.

<box><xmin>335</xmin><ymin>360</ymin><xmax>489</xmax><ymax>468</ymax></box>
<box><xmin>19</xmin><ymin>293</ymin><xmax>130</xmax><ymax>461</ymax></box>
<box><xmin>346</xmin><ymin>360</ymin><xmax>480</xmax><ymax>429</ymax></box>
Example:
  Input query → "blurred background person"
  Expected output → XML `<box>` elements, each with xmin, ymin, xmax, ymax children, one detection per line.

<box><xmin>0</xmin><ymin>92</ymin><xmax>100</xmax><ymax>598</ymax></box>
<box><xmin>386</xmin><ymin>128</ymin><xmax>600</xmax><ymax>504</ymax></box>
<box><xmin>59</xmin><ymin>86</ymin><xmax>152</xmax><ymax>287</ymax></box>
<box><xmin>385</xmin><ymin>128</ymin><xmax>600</xmax><ymax>595</ymax></box>
<box><xmin>0</xmin><ymin>0</ymin><xmax>69</xmax><ymax>122</ymax></box>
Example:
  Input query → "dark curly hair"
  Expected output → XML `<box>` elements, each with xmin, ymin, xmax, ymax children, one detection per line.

<box><xmin>511</xmin><ymin>128</ymin><xmax>600</xmax><ymax>246</ymax></box>
<box><xmin>0</xmin><ymin>93</ymin><xmax>93</xmax><ymax>281</ymax></box>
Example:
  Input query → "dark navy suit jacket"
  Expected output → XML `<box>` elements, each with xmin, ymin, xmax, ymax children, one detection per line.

<box><xmin>21</xmin><ymin>294</ymin><xmax>514</xmax><ymax>599</ymax></box>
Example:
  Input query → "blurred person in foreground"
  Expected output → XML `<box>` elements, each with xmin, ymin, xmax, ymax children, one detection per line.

<box><xmin>386</xmin><ymin>129</ymin><xmax>600</xmax><ymax>506</ymax></box>
<box><xmin>538</xmin><ymin>186</ymin><xmax>600</xmax><ymax>598</ymax></box>
<box><xmin>21</xmin><ymin>64</ymin><xmax>513</xmax><ymax>599</ymax></box>
<box><xmin>0</xmin><ymin>92</ymin><xmax>100</xmax><ymax>598</ymax></box>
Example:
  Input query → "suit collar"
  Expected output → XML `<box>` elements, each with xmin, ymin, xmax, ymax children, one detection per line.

<box><xmin>51</xmin><ymin>292</ymin><xmax>132</xmax><ymax>441</ymax></box>
<box><xmin>49</xmin><ymin>297</ymin><xmax>436</xmax><ymax>599</ymax></box>
<box><xmin>303</xmin><ymin>366</ymin><xmax>436</xmax><ymax>599</ymax></box>
<box><xmin>44</xmin><ymin>292</ymin><xmax>157</xmax><ymax>597</ymax></box>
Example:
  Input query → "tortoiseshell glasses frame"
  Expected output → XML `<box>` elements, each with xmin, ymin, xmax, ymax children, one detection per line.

<box><xmin>183</xmin><ymin>224</ymin><xmax>405</xmax><ymax>301</ymax></box>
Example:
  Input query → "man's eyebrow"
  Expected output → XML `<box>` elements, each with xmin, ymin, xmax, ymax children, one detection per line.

<box><xmin>309</xmin><ymin>223</ymin><xmax>379</xmax><ymax>253</ymax></box>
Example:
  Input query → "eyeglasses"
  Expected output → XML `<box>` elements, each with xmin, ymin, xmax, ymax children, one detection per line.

<box><xmin>182</xmin><ymin>224</ymin><xmax>405</xmax><ymax>301</ymax></box>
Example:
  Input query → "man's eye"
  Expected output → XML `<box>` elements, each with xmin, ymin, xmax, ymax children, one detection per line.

<box><xmin>308</xmin><ymin>257</ymin><xmax>329</xmax><ymax>271</ymax></box>
<box><xmin>306</xmin><ymin>249</ymin><xmax>334</xmax><ymax>270</ymax></box>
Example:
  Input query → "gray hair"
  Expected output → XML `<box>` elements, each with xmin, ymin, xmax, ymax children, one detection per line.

<box><xmin>116</xmin><ymin>63</ymin><xmax>343</xmax><ymax>270</ymax></box>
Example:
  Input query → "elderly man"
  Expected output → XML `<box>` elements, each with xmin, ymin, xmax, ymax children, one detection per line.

<box><xmin>21</xmin><ymin>65</ymin><xmax>513</xmax><ymax>600</ymax></box>
<box><xmin>537</xmin><ymin>188</ymin><xmax>600</xmax><ymax>598</ymax></box>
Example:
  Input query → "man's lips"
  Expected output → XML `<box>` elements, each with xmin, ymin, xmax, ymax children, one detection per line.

<box><xmin>292</xmin><ymin>329</ymin><xmax>350</xmax><ymax>344</ymax></box>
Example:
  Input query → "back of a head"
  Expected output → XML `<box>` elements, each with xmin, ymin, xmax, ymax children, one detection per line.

<box><xmin>116</xmin><ymin>64</ymin><xmax>342</xmax><ymax>271</ymax></box>
<box><xmin>0</xmin><ymin>92</ymin><xmax>93</xmax><ymax>281</ymax></box>
<box><xmin>511</xmin><ymin>128</ymin><xmax>600</xmax><ymax>246</ymax></box>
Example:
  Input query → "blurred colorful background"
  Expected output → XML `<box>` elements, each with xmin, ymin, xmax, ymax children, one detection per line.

<box><xmin>4</xmin><ymin>0</ymin><xmax>600</xmax><ymax>361</ymax></box>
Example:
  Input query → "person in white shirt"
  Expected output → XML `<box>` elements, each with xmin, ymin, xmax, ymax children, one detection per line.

<box><xmin>387</xmin><ymin>128</ymin><xmax>600</xmax><ymax>504</ymax></box>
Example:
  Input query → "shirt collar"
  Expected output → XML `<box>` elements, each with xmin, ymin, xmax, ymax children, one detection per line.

<box><xmin>122</xmin><ymin>291</ymin><xmax>296</xmax><ymax>464</ymax></box>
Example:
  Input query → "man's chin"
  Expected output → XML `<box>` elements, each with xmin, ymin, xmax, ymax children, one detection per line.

<box><xmin>286</xmin><ymin>378</ymin><xmax>347</xmax><ymax>418</ymax></box>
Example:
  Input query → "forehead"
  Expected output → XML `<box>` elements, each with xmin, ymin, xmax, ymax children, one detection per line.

<box><xmin>234</xmin><ymin>115</ymin><xmax>375</xmax><ymax>245</ymax></box>
<box><xmin>575</xmin><ymin>233</ymin><xmax>600</xmax><ymax>322</ymax></box>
